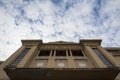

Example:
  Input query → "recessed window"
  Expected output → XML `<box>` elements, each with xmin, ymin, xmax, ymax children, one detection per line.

<box><xmin>78</xmin><ymin>62</ymin><xmax>86</xmax><ymax>67</ymax></box>
<box><xmin>72</xmin><ymin>50</ymin><xmax>84</xmax><ymax>56</ymax></box>
<box><xmin>55</xmin><ymin>59</ymin><xmax>67</xmax><ymax>68</ymax></box>
<box><xmin>57</xmin><ymin>62</ymin><xmax>65</xmax><ymax>67</ymax></box>
<box><xmin>93</xmin><ymin>48</ymin><xmax>113</xmax><ymax>67</ymax></box>
<box><xmin>56</xmin><ymin>50</ymin><xmax>66</xmax><ymax>56</ymax></box>
<box><xmin>68</xmin><ymin>51</ymin><xmax>71</xmax><ymax>56</ymax></box>
<box><xmin>36</xmin><ymin>59</ymin><xmax>48</xmax><ymax>67</ymax></box>
<box><xmin>11</xmin><ymin>48</ymin><xmax>30</xmax><ymax>66</ymax></box>
<box><xmin>74</xmin><ymin>59</ymin><xmax>88</xmax><ymax>68</ymax></box>
<box><xmin>51</xmin><ymin>50</ymin><xmax>54</xmax><ymax>56</ymax></box>
<box><xmin>36</xmin><ymin>62</ymin><xmax>43</xmax><ymax>67</ymax></box>
<box><xmin>38</xmin><ymin>50</ymin><xmax>50</xmax><ymax>56</ymax></box>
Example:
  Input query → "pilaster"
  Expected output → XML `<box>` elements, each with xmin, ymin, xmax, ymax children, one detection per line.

<box><xmin>84</xmin><ymin>46</ymin><xmax>107</xmax><ymax>68</ymax></box>
<box><xmin>17</xmin><ymin>46</ymin><xmax>38</xmax><ymax>67</ymax></box>
<box><xmin>0</xmin><ymin>46</ymin><xmax>25</xmax><ymax>80</ymax></box>
<box><xmin>47</xmin><ymin>50</ymin><xmax>55</xmax><ymax>68</ymax></box>
<box><xmin>80</xmin><ymin>39</ymin><xmax>107</xmax><ymax>68</ymax></box>
<box><xmin>67</xmin><ymin>50</ymin><xmax>76</xmax><ymax>68</ymax></box>
<box><xmin>97</xmin><ymin>46</ymin><xmax>120</xmax><ymax>67</ymax></box>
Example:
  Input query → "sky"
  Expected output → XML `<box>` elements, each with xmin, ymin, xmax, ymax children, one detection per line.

<box><xmin>0</xmin><ymin>0</ymin><xmax>120</xmax><ymax>61</ymax></box>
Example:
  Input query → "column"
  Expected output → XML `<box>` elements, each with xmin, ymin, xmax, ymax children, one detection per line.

<box><xmin>84</xmin><ymin>46</ymin><xmax>107</xmax><ymax>68</ymax></box>
<box><xmin>97</xmin><ymin>46</ymin><xmax>120</xmax><ymax>67</ymax></box>
<box><xmin>17</xmin><ymin>46</ymin><xmax>38</xmax><ymax>67</ymax></box>
<box><xmin>47</xmin><ymin>50</ymin><xmax>55</xmax><ymax>68</ymax></box>
<box><xmin>67</xmin><ymin>50</ymin><xmax>76</xmax><ymax>68</ymax></box>
<box><xmin>0</xmin><ymin>46</ymin><xmax>25</xmax><ymax>80</ymax></box>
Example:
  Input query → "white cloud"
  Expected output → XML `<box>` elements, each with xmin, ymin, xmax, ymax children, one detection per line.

<box><xmin>0</xmin><ymin>0</ymin><xmax>120</xmax><ymax>60</ymax></box>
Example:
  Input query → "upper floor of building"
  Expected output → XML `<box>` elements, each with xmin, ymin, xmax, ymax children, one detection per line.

<box><xmin>0</xmin><ymin>39</ymin><xmax>120</xmax><ymax>80</ymax></box>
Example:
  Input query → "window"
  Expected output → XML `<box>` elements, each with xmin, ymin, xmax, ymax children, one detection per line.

<box><xmin>11</xmin><ymin>48</ymin><xmax>30</xmax><ymax>67</ymax></box>
<box><xmin>51</xmin><ymin>50</ymin><xmax>54</xmax><ymax>56</ymax></box>
<box><xmin>74</xmin><ymin>59</ymin><xmax>89</xmax><ymax>68</ymax></box>
<box><xmin>35</xmin><ymin>59</ymin><xmax>48</xmax><ymax>67</ymax></box>
<box><xmin>78</xmin><ymin>62</ymin><xmax>86</xmax><ymax>67</ymax></box>
<box><xmin>72</xmin><ymin>50</ymin><xmax>84</xmax><ymax>56</ymax></box>
<box><xmin>93</xmin><ymin>48</ymin><xmax>114</xmax><ymax>67</ymax></box>
<box><xmin>56</xmin><ymin>50</ymin><xmax>66</xmax><ymax>56</ymax></box>
<box><xmin>68</xmin><ymin>50</ymin><xmax>71</xmax><ymax>56</ymax></box>
<box><xmin>55</xmin><ymin>59</ymin><xmax>68</xmax><ymax>68</ymax></box>
<box><xmin>36</xmin><ymin>62</ymin><xmax>43</xmax><ymax>67</ymax></box>
<box><xmin>57</xmin><ymin>62</ymin><xmax>65</xmax><ymax>67</ymax></box>
<box><xmin>38</xmin><ymin>50</ymin><xmax>50</xmax><ymax>56</ymax></box>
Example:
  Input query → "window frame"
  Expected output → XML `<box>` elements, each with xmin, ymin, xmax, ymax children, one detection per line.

<box><xmin>55</xmin><ymin>50</ymin><xmax>67</xmax><ymax>56</ymax></box>
<box><xmin>55</xmin><ymin>59</ymin><xmax>68</xmax><ymax>68</ymax></box>
<box><xmin>70</xmin><ymin>49</ymin><xmax>85</xmax><ymax>57</ymax></box>
<box><xmin>38</xmin><ymin>50</ymin><xmax>51</xmax><ymax>56</ymax></box>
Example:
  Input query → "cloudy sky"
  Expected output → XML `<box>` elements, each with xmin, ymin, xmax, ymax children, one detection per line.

<box><xmin>0</xmin><ymin>0</ymin><xmax>120</xmax><ymax>61</ymax></box>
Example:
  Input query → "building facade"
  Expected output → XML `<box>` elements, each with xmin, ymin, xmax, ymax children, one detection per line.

<box><xmin>0</xmin><ymin>61</ymin><xmax>3</xmax><ymax>65</ymax></box>
<box><xmin>0</xmin><ymin>39</ymin><xmax>120</xmax><ymax>80</ymax></box>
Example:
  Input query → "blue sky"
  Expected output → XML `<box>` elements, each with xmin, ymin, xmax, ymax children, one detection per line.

<box><xmin>0</xmin><ymin>0</ymin><xmax>120</xmax><ymax>60</ymax></box>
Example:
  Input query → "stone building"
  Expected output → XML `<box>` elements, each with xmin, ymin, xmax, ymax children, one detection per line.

<box><xmin>0</xmin><ymin>39</ymin><xmax>120</xmax><ymax>80</ymax></box>
<box><xmin>0</xmin><ymin>61</ymin><xmax>3</xmax><ymax>65</ymax></box>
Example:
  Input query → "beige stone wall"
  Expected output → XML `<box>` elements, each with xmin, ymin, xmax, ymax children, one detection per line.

<box><xmin>0</xmin><ymin>61</ymin><xmax>3</xmax><ymax>65</ymax></box>
<box><xmin>0</xmin><ymin>46</ymin><xmax>26</xmax><ymax>80</ymax></box>
<box><xmin>0</xmin><ymin>40</ymin><xmax>120</xmax><ymax>80</ymax></box>
<box><xmin>106</xmin><ymin>48</ymin><xmax>120</xmax><ymax>80</ymax></box>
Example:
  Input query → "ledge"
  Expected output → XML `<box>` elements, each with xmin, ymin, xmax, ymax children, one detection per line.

<box><xmin>21</xmin><ymin>40</ymin><xmax>42</xmax><ymax>46</ymax></box>
<box><xmin>4</xmin><ymin>67</ymin><xmax>120</xmax><ymax>80</ymax></box>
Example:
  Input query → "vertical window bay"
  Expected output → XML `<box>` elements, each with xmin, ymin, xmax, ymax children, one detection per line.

<box><xmin>93</xmin><ymin>48</ymin><xmax>114</xmax><ymax>67</ymax></box>
<box><xmin>11</xmin><ymin>48</ymin><xmax>30</xmax><ymax>67</ymax></box>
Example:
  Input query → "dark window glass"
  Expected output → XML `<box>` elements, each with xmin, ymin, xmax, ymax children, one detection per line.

<box><xmin>72</xmin><ymin>50</ymin><xmax>84</xmax><ymax>56</ymax></box>
<box><xmin>56</xmin><ymin>50</ymin><xmax>66</xmax><ymax>56</ymax></box>
<box><xmin>93</xmin><ymin>48</ymin><xmax>114</xmax><ymax>67</ymax></box>
<box><xmin>68</xmin><ymin>51</ymin><xmax>70</xmax><ymax>56</ymax></box>
<box><xmin>38</xmin><ymin>50</ymin><xmax>50</xmax><ymax>56</ymax></box>
<box><xmin>51</xmin><ymin>50</ymin><xmax>54</xmax><ymax>56</ymax></box>
<box><xmin>11</xmin><ymin>48</ymin><xmax>30</xmax><ymax>67</ymax></box>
